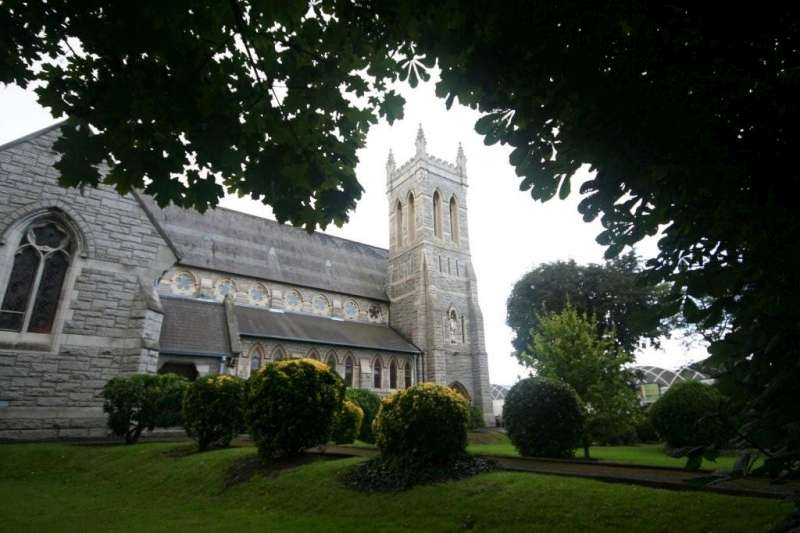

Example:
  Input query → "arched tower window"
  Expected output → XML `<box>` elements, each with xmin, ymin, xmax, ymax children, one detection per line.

<box><xmin>389</xmin><ymin>359</ymin><xmax>398</xmax><ymax>389</ymax></box>
<box><xmin>404</xmin><ymin>362</ymin><xmax>412</xmax><ymax>388</ymax></box>
<box><xmin>407</xmin><ymin>192</ymin><xmax>416</xmax><ymax>242</ymax></box>
<box><xmin>432</xmin><ymin>191</ymin><xmax>442</xmax><ymax>238</ymax></box>
<box><xmin>373</xmin><ymin>358</ymin><xmax>382</xmax><ymax>389</ymax></box>
<box><xmin>0</xmin><ymin>217</ymin><xmax>75</xmax><ymax>333</ymax></box>
<box><xmin>395</xmin><ymin>200</ymin><xmax>403</xmax><ymax>247</ymax></box>
<box><xmin>448</xmin><ymin>309</ymin><xmax>459</xmax><ymax>344</ymax></box>
<box><xmin>449</xmin><ymin>195</ymin><xmax>459</xmax><ymax>243</ymax></box>
<box><xmin>344</xmin><ymin>354</ymin><xmax>356</xmax><ymax>387</ymax></box>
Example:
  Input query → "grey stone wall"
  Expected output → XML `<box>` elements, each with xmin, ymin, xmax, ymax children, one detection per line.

<box><xmin>0</xmin><ymin>126</ymin><xmax>176</xmax><ymax>439</ymax></box>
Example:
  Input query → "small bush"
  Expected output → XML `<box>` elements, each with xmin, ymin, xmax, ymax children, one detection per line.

<box><xmin>340</xmin><ymin>455</ymin><xmax>495</xmax><ymax>492</ymax></box>
<box><xmin>468</xmin><ymin>405</ymin><xmax>486</xmax><ymax>430</ymax></box>
<box><xmin>182</xmin><ymin>374</ymin><xmax>245</xmax><ymax>451</ymax></box>
<box><xmin>503</xmin><ymin>377</ymin><xmax>584</xmax><ymax>458</ymax></box>
<box><xmin>373</xmin><ymin>383</ymin><xmax>469</xmax><ymax>465</ymax></box>
<box><xmin>331</xmin><ymin>399</ymin><xmax>364</xmax><ymax>444</ymax></box>
<box><xmin>102</xmin><ymin>373</ymin><xmax>188</xmax><ymax>444</ymax></box>
<box><xmin>649</xmin><ymin>381</ymin><xmax>728</xmax><ymax>448</ymax></box>
<box><xmin>245</xmin><ymin>358</ymin><xmax>344</xmax><ymax>460</ymax></box>
<box><xmin>345</xmin><ymin>388</ymin><xmax>382</xmax><ymax>443</ymax></box>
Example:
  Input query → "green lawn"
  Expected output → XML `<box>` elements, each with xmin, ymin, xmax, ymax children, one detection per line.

<box><xmin>358</xmin><ymin>432</ymin><xmax>741</xmax><ymax>470</ymax></box>
<box><xmin>466</xmin><ymin>435</ymin><xmax>741</xmax><ymax>470</ymax></box>
<box><xmin>0</xmin><ymin>442</ymin><xmax>789</xmax><ymax>532</ymax></box>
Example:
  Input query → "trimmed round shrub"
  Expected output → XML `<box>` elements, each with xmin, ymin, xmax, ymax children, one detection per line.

<box><xmin>503</xmin><ymin>377</ymin><xmax>584</xmax><ymax>458</ymax></box>
<box><xmin>345</xmin><ymin>388</ymin><xmax>382</xmax><ymax>443</ymax></box>
<box><xmin>245</xmin><ymin>358</ymin><xmax>344</xmax><ymax>460</ymax></box>
<box><xmin>102</xmin><ymin>373</ymin><xmax>188</xmax><ymax>444</ymax></box>
<box><xmin>182</xmin><ymin>374</ymin><xmax>245</xmax><ymax>451</ymax></box>
<box><xmin>649</xmin><ymin>381</ymin><xmax>727</xmax><ymax>448</ymax></box>
<box><xmin>331</xmin><ymin>399</ymin><xmax>364</xmax><ymax>444</ymax></box>
<box><xmin>373</xmin><ymin>383</ymin><xmax>469</xmax><ymax>465</ymax></box>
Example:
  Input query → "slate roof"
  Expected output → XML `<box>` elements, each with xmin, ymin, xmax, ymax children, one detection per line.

<box><xmin>159</xmin><ymin>297</ymin><xmax>232</xmax><ymax>358</ymax></box>
<box><xmin>236</xmin><ymin>305</ymin><xmax>420</xmax><ymax>354</ymax></box>
<box><xmin>138</xmin><ymin>195</ymin><xmax>389</xmax><ymax>301</ymax></box>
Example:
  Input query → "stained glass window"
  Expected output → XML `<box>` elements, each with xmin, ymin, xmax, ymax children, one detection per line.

<box><xmin>174</xmin><ymin>272</ymin><xmax>195</xmax><ymax>293</ymax></box>
<box><xmin>216</xmin><ymin>279</ymin><xmax>235</xmax><ymax>298</ymax></box>
<box><xmin>249</xmin><ymin>284</ymin><xmax>267</xmax><ymax>304</ymax></box>
<box><xmin>0</xmin><ymin>219</ymin><xmax>73</xmax><ymax>333</ymax></box>
<box><xmin>368</xmin><ymin>304</ymin><xmax>382</xmax><ymax>322</ymax></box>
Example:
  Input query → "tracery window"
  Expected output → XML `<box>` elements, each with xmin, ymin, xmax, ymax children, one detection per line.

<box><xmin>389</xmin><ymin>359</ymin><xmax>398</xmax><ymax>389</ymax></box>
<box><xmin>0</xmin><ymin>218</ymin><xmax>74</xmax><ymax>333</ymax></box>
<box><xmin>312</xmin><ymin>293</ymin><xmax>330</xmax><ymax>316</ymax></box>
<box><xmin>343</xmin><ymin>299</ymin><xmax>359</xmax><ymax>320</ymax></box>
<box><xmin>285</xmin><ymin>289</ymin><xmax>302</xmax><ymax>312</ymax></box>
<box><xmin>272</xmin><ymin>345</ymin><xmax>287</xmax><ymax>360</ymax></box>
<box><xmin>373</xmin><ymin>358</ymin><xmax>382</xmax><ymax>389</ymax></box>
<box><xmin>249</xmin><ymin>284</ymin><xmax>269</xmax><ymax>305</ymax></box>
<box><xmin>367</xmin><ymin>304</ymin><xmax>382</xmax><ymax>323</ymax></box>
<box><xmin>215</xmin><ymin>279</ymin><xmax>236</xmax><ymax>299</ymax></box>
<box><xmin>173</xmin><ymin>271</ymin><xmax>196</xmax><ymax>294</ymax></box>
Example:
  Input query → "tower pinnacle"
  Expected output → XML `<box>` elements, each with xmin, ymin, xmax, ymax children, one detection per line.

<box><xmin>456</xmin><ymin>142</ymin><xmax>467</xmax><ymax>176</ymax></box>
<box><xmin>415</xmin><ymin>124</ymin><xmax>427</xmax><ymax>156</ymax></box>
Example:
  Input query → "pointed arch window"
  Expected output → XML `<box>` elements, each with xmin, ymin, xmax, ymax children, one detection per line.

<box><xmin>373</xmin><ymin>358</ymin><xmax>382</xmax><ymax>389</ymax></box>
<box><xmin>433</xmin><ymin>191</ymin><xmax>443</xmax><ymax>238</ymax></box>
<box><xmin>249</xmin><ymin>345</ymin><xmax>264</xmax><ymax>374</ymax></box>
<box><xmin>0</xmin><ymin>218</ymin><xmax>75</xmax><ymax>333</ymax></box>
<box><xmin>344</xmin><ymin>354</ymin><xmax>355</xmax><ymax>387</ymax></box>
<box><xmin>272</xmin><ymin>345</ymin><xmax>287</xmax><ymax>361</ymax></box>
<box><xmin>307</xmin><ymin>349</ymin><xmax>320</xmax><ymax>360</ymax></box>
<box><xmin>325</xmin><ymin>351</ymin><xmax>337</xmax><ymax>371</ymax></box>
<box><xmin>407</xmin><ymin>192</ymin><xmax>416</xmax><ymax>242</ymax></box>
<box><xmin>449</xmin><ymin>195</ymin><xmax>459</xmax><ymax>243</ymax></box>
<box><xmin>389</xmin><ymin>359</ymin><xmax>398</xmax><ymax>389</ymax></box>
<box><xmin>404</xmin><ymin>362</ymin><xmax>412</xmax><ymax>388</ymax></box>
<box><xmin>395</xmin><ymin>200</ymin><xmax>403</xmax><ymax>247</ymax></box>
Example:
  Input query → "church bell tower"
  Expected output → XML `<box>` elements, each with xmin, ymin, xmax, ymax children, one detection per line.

<box><xmin>386</xmin><ymin>126</ymin><xmax>493</xmax><ymax>423</ymax></box>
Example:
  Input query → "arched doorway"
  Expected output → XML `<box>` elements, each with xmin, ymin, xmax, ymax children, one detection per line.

<box><xmin>449</xmin><ymin>381</ymin><xmax>471</xmax><ymax>402</ymax></box>
<box><xmin>158</xmin><ymin>362</ymin><xmax>199</xmax><ymax>381</ymax></box>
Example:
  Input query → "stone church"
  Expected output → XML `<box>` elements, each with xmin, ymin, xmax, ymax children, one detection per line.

<box><xmin>0</xmin><ymin>124</ymin><xmax>493</xmax><ymax>439</ymax></box>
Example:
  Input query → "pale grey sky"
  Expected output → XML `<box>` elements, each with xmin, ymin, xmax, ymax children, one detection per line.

<box><xmin>0</xmin><ymin>76</ymin><xmax>708</xmax><ymax>385</ymax></box>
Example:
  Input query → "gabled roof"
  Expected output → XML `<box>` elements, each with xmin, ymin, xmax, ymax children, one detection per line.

<box><xmin>159</xmin><ymin>297</ymin><xmax>232</xmax><ymax>358</ymax></box>
<box><xmin>236</xmin><ymin>305</ymin><xmax>420</xmax><ymax>354</ymax></box>
<box><xmin>138</xmin><ymin>195</ymin><xmax>389</xmax><ymax>301</ymax></box>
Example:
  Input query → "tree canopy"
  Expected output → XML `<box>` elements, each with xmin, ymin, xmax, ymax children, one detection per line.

<box><xmin>3</xmin><ymin>1</ymin><xmax>799</xmax><ymax>474</ymax></box>
<box><xmin>524</xmin><ymin>305</ymin><xmax>640</xmax><ymax>457</ymax></box>
<box><xmin>506</xmin><ymin>253</ymin><xmax>669</xmax><ymax>355</ymax></box>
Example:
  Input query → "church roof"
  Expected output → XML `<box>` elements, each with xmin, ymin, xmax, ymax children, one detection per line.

<box><xmin>137</xmin><ymin>194</ymin><xmax>389</xmax><ymax>301</ymax></box>
<box><xmin>159</xmin><ymin>297</ymin><xmax>233</xmax><ymax>358</ymax></box>
<box><xmin>236</xmin><ymin>305</ymin><xmax>420</xmax><ymax>354</ymax></box>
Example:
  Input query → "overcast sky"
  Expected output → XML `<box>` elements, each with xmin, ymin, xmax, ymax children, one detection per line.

<box><xmin>0</xmin><ymin>77</ymin><xmax>709</xmax><ymax>385</ymax></box>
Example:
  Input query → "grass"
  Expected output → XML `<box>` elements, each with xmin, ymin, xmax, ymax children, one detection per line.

<box><xmin>0</xmin><ymin>442</ymin><xmax>790</xmax><ymax>532</ymax></box>
<box><xmin>464</xmin><ymin>432</ymin><xmax>743</xmax><ymax>470</ymax></box>
<box><xmin>352</xmin><ymin>432</ymin><xmax>743</xmax><ymax>470</ymax></box>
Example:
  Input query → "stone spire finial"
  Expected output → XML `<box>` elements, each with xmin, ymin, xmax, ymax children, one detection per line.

<box><xmin>386</xmin><ymin>149</ymin><xmax>396</xmax><ymax>186</ymax></box>
<box><xmin>415</xmin><ymin>124</ymin><xmax>427</xmax><ymax>156</ymax></box>
<box><xmin>456</xmin><ymin>142</ymin><xmax>467</xmax><ymax>176</ymax></box>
